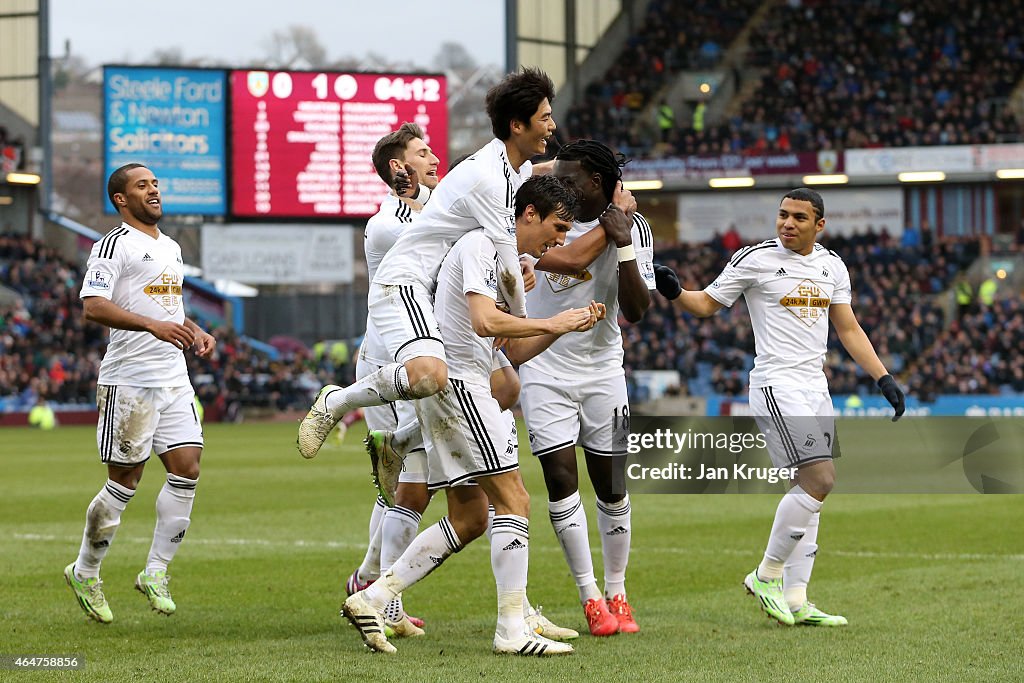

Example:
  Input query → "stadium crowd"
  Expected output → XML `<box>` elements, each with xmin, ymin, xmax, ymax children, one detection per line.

<box><xmin>564</xmin><ymin>0</ymin><xmax>1024</xmax><ymax>157</ymax></box>
<box><xmin>3</xmin><ymin>229</ymin><xmax>1019</xmax><ymax>417</ymax></box>
<box><xmin>0</xmin><ymin>233</ymin><xmax>341</xmax><ymax>416</ymax></box>
<box><xmin>624</xmin><ymin>231</ymin><xmax>992</xmax><ymax>399</ymax></box>
<box><xmin>563</xmin><ymin>0</ymin><xmax>760</xmax><ymax>155</ymax></box>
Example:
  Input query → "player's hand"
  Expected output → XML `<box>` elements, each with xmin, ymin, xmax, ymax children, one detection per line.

<box><xmin>192</xmin><ymin>329</ymin><xmax>217</xmax><ymax>358</ymax></box>
<box><xmin>654</xmin><ymin>264</ymin><xmax>682</xmax><ymax>300</ymax></box>
<box><xmin>599</xmin><ymin>203</ymin><xmax>633</xmax><ymax>248</ymax></box>
<box><xmin>877</xmin><ymin>374</ymin><xmax>906</xmax><ymax>421</ymax></box>
<box><xmin>520</xmin><ymin>256</ymin><xmax>537</xmax><ymax>293</ymax></box>
<box><xmin>393</xmin><ymin>163</ymin><xmax>419</xmax><ymax>198</ymax></box>
<box><xmin>492</xmin><ymin>336</ymin><xmax>511</xmax><ymax>351</ymax></box>
<box><xmin>611</xmin><ymin>181</ymin><xmax>637</xmax><ymax>219</ymax></box>
<box><xmin>149</xmin><ymin>321</ymin><xmax>195</xmax><ymax>350</ymax></box>
<box><xmin>550</xmin><ymin>307</ymin><xmax>597</xmax><ymax>334</ymax></box>
<box><xmin>589</xmin><ymin>300</ymin><xmax>607</xmax><ymax>321</ymax></box>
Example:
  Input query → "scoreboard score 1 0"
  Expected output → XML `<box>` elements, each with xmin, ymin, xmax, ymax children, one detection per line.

<box><xmin>230</xmin><ymin>70</ymin><xmax>447</xmax><ymax>219</ymax></box>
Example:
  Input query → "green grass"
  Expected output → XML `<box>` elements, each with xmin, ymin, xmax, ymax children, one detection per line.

<box><xmin>2</xmin><ymin>422</ymin><xmax>1022</xmax><ymax>682</ymax></box>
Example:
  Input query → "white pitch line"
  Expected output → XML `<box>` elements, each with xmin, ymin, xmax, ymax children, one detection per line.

<box><xmin>13</xmin><ymin>533</ymin><xmax>1023</xmax><ymax>562</ymax></box>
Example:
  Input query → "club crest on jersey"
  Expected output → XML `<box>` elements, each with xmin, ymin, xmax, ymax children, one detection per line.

<box><xmin>779</xmin><ymin>279</ymin><xmax>830</xmax><ymax>327</ymax></box>
<box><xmin>545</xmin><ymin>269</ymin><xmax>592</xmax><ymax>293</ymax></box>
<box><xmin>144</xmin><ymin>267</ymin><xmax>183</xmax><ymax>315</ymax></box>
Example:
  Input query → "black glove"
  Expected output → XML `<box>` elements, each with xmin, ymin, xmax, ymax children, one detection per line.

<box><xmin>654</xmin><ymin>264</ymin><xmax>682</xmax><ymax>300</ymax></box>
<box><xmin>877</xmin><ymin>374</ymin><xmax>905</xmax><ymax>422</ymax></box>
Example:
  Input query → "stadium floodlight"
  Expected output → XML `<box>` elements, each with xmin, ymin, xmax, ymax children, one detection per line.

<box><xmin>5</xmin><ymin>172</ymin><xmax>42</xmax><ymax>185</ymax></box>
<box><xmin>897</xmin><ymin>171</ymin><xmax>946</xmax><ymax>182</ymax></box>
<box><xmin>622</xmin><ymin>179</ymin><xmax>664</xmax><ymax>191</ymax></box>
<box><xmin>995</xmin><ymin>169</ymin><xmax>1024</xmax><ymax>179</ymax></box>
<box><xmin>709</xmin><ymin>176</ymin><xmax>755</xmax><ymax>188</ymax></box>
<box><xmin>802</xmin><ymin>174</ymin><xmax>849</xmax><ymax>185</ymax></box>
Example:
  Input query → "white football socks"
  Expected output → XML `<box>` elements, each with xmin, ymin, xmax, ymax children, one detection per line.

<box><xmin>363</xmin><ymin>516</ymin><xmax>462</xmax><ymax>611</ymax></box>
<box><xmin>325</xmin><ymin>363</ymin><xmax>411</xmax><ymax>417</ymax></box>
<box><xmin>784</xmin><ymin>511</ymin><xmax>820</xmax><ymax>610</ymax></box>
<box><xmin>379</xmin><ymin>505</ymin><xmax>423</xmax><ymax>620</ymax></box>
<box><xmin>356</xmin><ymin>495</ymin><xmax>388</xmax><ymax>583</ymax></box>
<box><xmin>758</xmin><ymin>485</ymin><xmax>822</xmax><ymax>580</ymax></box>
<box><xmin>491</xmin><ymin>514</ymin><xmax>530</xmax><ymax>639</ymax></box>
<box><xmin>596</xmin><ymin>494</ymin><xmax>631</xmax><ymax>598</ymax></box>
<box><xmin>549</xmin><ymin>491</ymin><xmax>601</xmax><ymax>603</ymax></box>
<box><xmin>391</xmin><ymin>422</ymin><xmax>424</xmax><ymax>457</ymax></box>
<box><xmin>75</xmin><ymin>479</ymin><xmax>135</xmax><ymax>579</ymax></box>
<box><xmin>146</xmin><ymin>474</ymin><xmax>197</xmax><ymax>574</ymax></box>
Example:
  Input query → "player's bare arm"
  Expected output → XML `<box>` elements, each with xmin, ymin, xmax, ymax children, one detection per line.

<box><xmin>830</xmin><ymin>303</ymin><xmax>906</xmax><ymax>420</ymax></box>
<box><xmin>601</xmin><ymin>203</ymin><xmax>650</xmax><ymax>322</ymax></box>
<box><xmin>828</xmin><ymin>304</ymin><xmax>889</xmax><ymax>380</ymax></box>
<box><xmin>502</xmin><ymin>301</ymin><xmax>606</xmax><ymax>365</ymax></box>
<box><xmin>82</xmin><ymin>296</ymin><xmax>195</xmax><ymax>349</ymax></box>
<box><xmin>653</xmin><ymin>265</ymin><xmax>724</xmax><ymax>318</ymax></box>
<box><xmin>467</xmin><ymin>292</ymin><xmax>595</xmax><ymax>339</ymax></box>
<box><xmin>535</xmin><ymin>225</ymin><xmax>608</xmax><ymax>275</ymax></box>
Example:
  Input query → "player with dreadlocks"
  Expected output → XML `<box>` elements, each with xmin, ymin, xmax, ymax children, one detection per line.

<box><xmin>521</xmin><ymin>139</ymin><xmax>657</xmax><ymax>636</ymax></box>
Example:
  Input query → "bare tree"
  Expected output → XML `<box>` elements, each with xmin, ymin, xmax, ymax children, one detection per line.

<box><xmin>432</xmin><ymin>42</ymin><xmax>478</xmax><ymax>73</ymax></box>
<box><xmin>146</xmin><ymin>47</ymin><xmax>186</xmax><ymax>66</ymax></box>
<box><xmin>260</xmin><ymin>25</ymin><xmax>329</xmax><ymax>69</ymax></box>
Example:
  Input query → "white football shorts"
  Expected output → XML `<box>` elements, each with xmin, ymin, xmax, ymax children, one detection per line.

<box><xmin>418</xmin><ymin>378</ymin><xmax>519</xmax><ymax>490</ymax></box>
<box><xmin>95</xmin><ymin>384</ymin><xmax>203</xmax><ymax>465</ymax></box>
<box><xmin>519</xmin><ymin>366</ymin><xmax>629</xmax><ymax>458</ymax></box>
<box><xmin>748</xmin><ymin>385</ymin><xmax>835</xmax><ymax>468</ymax></box>
<box><xmin>367</xmin><ymin>282</ymin><xmax>446</xmax><ymax>364</ymax></box>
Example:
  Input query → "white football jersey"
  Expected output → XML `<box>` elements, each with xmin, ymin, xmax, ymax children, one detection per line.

<box><xmin>372</xmin><ymin>138</ymin><xmax>531</xmax><ymax>316</ymax></box>
<box><xmin>364</xmin><ymin>186</ymin><xmax>431</xmax><ymax>283</ymax></box>
<box><xmin>433</xmin><ymin>229</ymin><xmax>501</xmax><ymax>390</ymax></box>
<box><xmin>361</xmin><ymin>187</ymin><xmax>429</xmax><ymax>366</ymax></box>
<box><xmin>524</xmin><ymin>212</ymin><xmax>656</xmax><ymax>379</ymax></box>
<box><xmin>705</xmin><ymin>238</ymin><xmax>851</xmax><ymax>392</ymax></box>
<box><xmin>79</xmin><ymin>223</ymin><xmax>190</xmax><ymax>387</ymax></box>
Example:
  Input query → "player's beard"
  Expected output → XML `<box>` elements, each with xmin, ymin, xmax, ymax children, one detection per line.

<box><xmin>130</xmin><ymin>201</ymin><xmax>162</xmax><ymax>226</ymax></box>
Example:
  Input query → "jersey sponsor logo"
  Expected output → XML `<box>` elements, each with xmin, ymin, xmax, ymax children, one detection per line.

<box><xmin>142</xmin><ymin>253</ymin><xmax>154</xmax><ymax>262</ymax></box>
<box><xmin>87</xmin><ymin>270</ymin><xmax>110</xmax><ymax>290</ymax></box>
<box><xmin>502</xmin><ymin>538</ymin><xmax>527</xmax><ymax>551</ymax></box>
<box><xmin>144</xmin><ymin>268</ymin><xmax>183</xmax><ymax>315</ymax></box>
<box><xmin>544</xmin><ymin>269</ymin><xmax>592</xmax><ymax>293</ymax></box>
<box><xmin>775</xmin><ymin>267</ymin><xmax>787</xmax><ymax>277</ymax></box>
<box><xmin>779</xmin><ymin>279</ymin><xmax>830</xmax><ymax>326</ymax></box>
<box><xmin>822</xmin><ymin>268</ymin><xmax>829</xmax><ymax>277</ymax></box>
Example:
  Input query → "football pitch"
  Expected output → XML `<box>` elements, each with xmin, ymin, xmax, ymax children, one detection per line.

<box><xmin>2</xmin><ymin>422</ymin><xmax>1021</xmax><ymax>682</ymax></box>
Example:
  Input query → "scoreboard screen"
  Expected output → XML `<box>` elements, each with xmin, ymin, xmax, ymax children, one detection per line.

<box><xmin>229</xmin><ymin>70</ymin><xmax>447</xmax><ymax>219</ymax></box>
